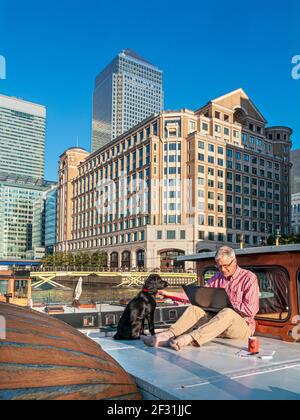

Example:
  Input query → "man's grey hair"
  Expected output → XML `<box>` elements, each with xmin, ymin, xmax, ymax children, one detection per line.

<box><xmin>215</xmin><ymin>246</ymin><xmax>236</xmax><ymax>262</ymax></box>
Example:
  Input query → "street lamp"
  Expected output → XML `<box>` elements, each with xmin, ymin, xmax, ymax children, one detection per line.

<box><xmin>275</xmin><ymin>229</ymin><xmax>281</xmax><ymax>247</ymax></box>
<box><xmin>239</xmin><ymin>234</ymin><xmax>244</xmax><ymax>250</ymax></box>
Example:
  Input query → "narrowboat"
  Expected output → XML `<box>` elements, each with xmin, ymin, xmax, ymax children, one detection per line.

<box><xmin>84</xmin><ymin>245</ymin><xmax>300</xmax><ymax>400</ymax></box>
<box><xmin>0</xmin><ymin>301</ymin><xmax>141</xmax><ymax>400</ymax></box>
<box><xmin>0</xmin><ymin>270</ymin><xmax>31</xmax><ymax>307</ymax></box>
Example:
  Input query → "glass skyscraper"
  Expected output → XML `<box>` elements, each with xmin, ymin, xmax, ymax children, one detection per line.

<box><xmin>92</xmin><ymin>49</ymin><xmax>164</xmax><ymax>152</ymax></box>
<box><xmin>0</xmin><ymin>173</ymin><xmax>55</xmax><ymax>260</ymax></box>
<box><xmin>45</xmin><ymin>186</ymin><xmax>57</xmax><ymax>254</ymax></box>
<box><xmin>31</xmin><ymin>185</ymin><xmax>57</xmax><ymax>257</ymax></box>
<box><xmin>0</xmin><ymin>94</ymin><xmax>46</xmax><ymax>178</ymax></box>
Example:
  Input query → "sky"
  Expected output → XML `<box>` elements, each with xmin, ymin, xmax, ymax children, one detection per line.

<box><xmin>0</xmin><ymin>0</ymin><xmax>299</xmax><ymax>181</ymax></box>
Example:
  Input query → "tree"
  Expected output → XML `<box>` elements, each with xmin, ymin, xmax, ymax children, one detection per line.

<box><xmin>53</xmin><ymin>252</ymin><xmax>64</xmax><ymax>267</ymax></box>
<box><xmin>268</xmin><ymin>234</ymin><xmax>300</xmax><ymax>246</ymax></box>
<box><xmin>81</xmin><ymin>252</ymin><xmax>91</xmax><ymax>268</ymax></box>
<box><xmin>74</xmin><ymin>253</ymin><xmax>82</xmax><ymax>268</ymax></box>
<box><xmin>41</xmin><ymin>254</ymin><xmax>53</xmax><ymax>267</ymax></box>
<box><xmin>99</xmin><ymin>252</ymin><xmax>108</xmax><ymax>270</ymax></box>
<box><xmin>90</xmin><ymin>251</ymin><xmax>101</xmax><ymax>268</ymax></box>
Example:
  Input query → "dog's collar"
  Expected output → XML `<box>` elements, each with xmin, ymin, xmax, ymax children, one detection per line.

<box><xmin>143</xmin><ymin>288</ymin><xmax>149</xmax><ymax>293</ymax></box>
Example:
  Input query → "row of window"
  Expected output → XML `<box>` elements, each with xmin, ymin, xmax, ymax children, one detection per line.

<box><xmin>157</xmin><ymin>230</ymin><xmax>186</xmax><ymax>240</ymax></box>
<box><xmin>69</xmin><ymin>230</ymin><xmax>146</xmax><ymax>250</ymax></box>
<box><xmin>198</xmin><ymin>231</ymin><xmax>269</xmax><ymax>245</ymax></box>
<box><xmin>79</xmin><ymin>122</ymin><xmax>159</xmax><ymax>175</ymax></box>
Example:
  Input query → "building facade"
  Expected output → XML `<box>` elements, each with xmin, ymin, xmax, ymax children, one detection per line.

<box><xmin>56</xmin><ymin>148</ymin><xmax>90</xmax><ymax>252</ymax></box>
<box><xmin>30</xmin><ymin>184</ymin><xmax>58</xmax><ymax>258</ymax></box>
<box><xmin>291</xmin><ymin>149</ymin><xmax>300</xmax><ymax>194</ymax></box>
<box><xmin>56</xmin><ymin>89</ymin><xmax>293</xmax><ymax>271</ymax></box>
<box><xmin>92</xmin><ymin>49</ymin><xmax>164</xmax><ymax>152</ymax></box>
<box><xmin>292</xmin><ymin>193</ymin><xmax>300</xmax><ymax>235</ymax></box>
<box><xmin>0</xmin><ymin>173</ymin><xmax>55</xmax><ymax>260</ymax></box>
<box><xmin>45</xmin><ymin>186</ymin><xmax>58</xmax><ymax>254</ymax></box>
<box><xmin>0</xmin><ymin>94</ymin><xmax>46</xmax><ymax>179</ymax></box>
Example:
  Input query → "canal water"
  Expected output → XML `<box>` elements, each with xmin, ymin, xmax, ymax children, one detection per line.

<box><xmin>32</xmin><ymin>282</ymin><xmax>181</xmax><ymax>305</ymax></box>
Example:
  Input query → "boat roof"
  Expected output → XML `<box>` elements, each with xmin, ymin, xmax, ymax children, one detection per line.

<box><xmin>86</xmin><ymin>334</ymin><xmax>300</xmax><ymax>400</ymax></box>
<box><xmin>177</xmin><ymin>244</ymin><xmax>300</xmax><ymax>262</ymax></box>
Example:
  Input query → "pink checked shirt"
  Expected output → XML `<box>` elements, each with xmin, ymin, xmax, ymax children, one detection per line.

<box><xmin>206</xmin><ymin>266</ymin><xmax>260</xmax><ymax>334</ymax></box>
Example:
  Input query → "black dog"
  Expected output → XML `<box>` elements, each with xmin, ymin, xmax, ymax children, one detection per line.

<box><xmin>114</xmin><ymin>274</ymin><xmax>168</xmax><ymax>340</ymax></box>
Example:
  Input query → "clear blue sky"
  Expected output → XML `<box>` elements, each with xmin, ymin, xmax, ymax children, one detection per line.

<box><xmin>0</xmin><ymin>0</ymin><xmax>299</xmax><ymax>181</ymax></box>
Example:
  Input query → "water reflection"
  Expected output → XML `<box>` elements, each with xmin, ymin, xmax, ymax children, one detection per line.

<box><xmin>33</xmin><ymin>281</ymin><xmax>180</xmax><ymax>305</ymax></box>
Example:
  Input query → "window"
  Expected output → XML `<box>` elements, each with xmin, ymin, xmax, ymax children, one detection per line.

<box><xmin>190</xmin><ymin>121</ymin><xmax>196</xmax><ymax>131</ymax></box>
<box><xmin>297</xmin><ymin>270</ymin><xmax>300</xmax><ymax>315</ymax></box>
<box><xmin>83</xmin><ymin>316</ymin><xmax>96</xmax><ymax>327</ymax></box>
<box><xmin>0</xmin><ymin>280</ymin><xmax>9</xmax><ymax>295</ymax></box>
<box><xmin>208</xmin><ymin>168</ymin><xmax>214</xmax><ymax>176</ymax></box>
<box><xmin>233</xmin><ymin>130</ymin><xmax>239</xmax><ymax>138</ymax></box>
<box><xmin>218</xmin><ymin>158</ymin><xmax>224</xmax><ymax>166</ymax></box>
<box><xmin>167</xmin><ymin>231</ymin><xmax>176</xmax><ymax>240</ymax></box>
<box><xmin>252</xmin><ymin>267</ymin><xmax>290</xmax><ymax>321</ymax></box>
<box><xmin>198</xmin><ymin>215</ymin><xmax>205</xmax><ymax>225</ymax></box>
<box><xmin>198</xmin><ymin>153</ymin><xmax>205</xmax><ymax>161</ymax></box>
<box><xmin>208</xmin><ymin>216</ymin><xmax>214</xmax><ymax>226</ymax></box>
<box><xmin>208</xmin><ymin>191</ymin><xmax>214</xmax><ymax>199</ymax></box>
<box><xmin>199</xmin><ymin>231</ymin><xmax>205</xmax><ymax>240</ymax></box>
<box><xmin>180</xmin><ymin>230</ymin><xmax>186</xmax><ymax>240</ymax></box>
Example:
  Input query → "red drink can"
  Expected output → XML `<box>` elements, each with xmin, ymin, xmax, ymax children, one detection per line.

<box><xmin>248</xmin><ymin>337</ymin><xmax>259</xmax><ymax>354</ymax></box>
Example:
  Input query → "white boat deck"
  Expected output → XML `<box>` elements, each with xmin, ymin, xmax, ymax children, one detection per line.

<box><xmin>85</xmin><ymin>332</ymin><xmax>300</xmax><ymax>400</ymax></box>
<box><xmin>34</xmin><ymin>303</ymin><xmax>124</xmax><ymax>314</ymax></box>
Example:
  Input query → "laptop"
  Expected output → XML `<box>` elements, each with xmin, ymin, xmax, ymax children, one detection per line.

<box><xmin>182</xmin><ymin>285</ymin><xmax>233</xmax><ymax>313</ymax></box>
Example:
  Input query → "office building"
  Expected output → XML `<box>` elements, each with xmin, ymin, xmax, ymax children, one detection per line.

<box><xmin>45</xmin><ymin>186</ymin><xmax>58</xmax><ymax>254</ymax></box>
<box><xmin>56</xmin><ymin>89</ymin><xmax>293</xmax><ymax>271</ymax></box>
<box><xmin>292</xmin><ymin>193</ymin><xmax>300</xmax><ymax>235</ymax></box>
<box><xmin>0</xmin><ymin>94</ymin><xmax>46</xmax><ymax>179</ymax></box>
<box><xmin>0</xmin><ymin>173</ymin><xmax>55</xmax><ymax>260</ymax></box>
<box><xmin>30</xmin><ymin>184</ymin><xmax>58</xmax><ymax>258</ymax></box>
<box><xmin>291</xmin><ymin>149</ymin><xmax>300</xmax><ymax>194</ymax></box>
<box><xmin>92</xmin><ymin>49</ymin><xmax>163</xmax><ymax>152</ymax></box>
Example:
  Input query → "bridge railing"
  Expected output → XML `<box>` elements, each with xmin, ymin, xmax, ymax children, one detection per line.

<box><xmin>30</xmin><ymin>266</ymin><xmax>196</xmax><ymax>274</ymax></box>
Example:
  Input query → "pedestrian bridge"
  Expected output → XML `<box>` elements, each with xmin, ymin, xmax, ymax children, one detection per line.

<box><xmin>30</xmin><ymin>271</ymin><xmax>197</xmax><ymax>289</ymax></box>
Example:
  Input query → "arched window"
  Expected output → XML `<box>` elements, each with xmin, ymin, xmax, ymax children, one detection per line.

<box><xmin>136</xmin><ymin>250</ymin><xmax>145</xmax><ymax>269</ymax></box>
<box><xmin>159</xmin><ymin>250</ymin><xmax>185</xmax><ymax>272</ymax></box>
<box><xmin>110</xmin><ymin>252</ymin><xmax>119</xmax><ymax>270</ymax></box>
<box><xmin>121</xmin><ymin>251</ymin><xmax>131</xmax><ymax>270</ymax></box>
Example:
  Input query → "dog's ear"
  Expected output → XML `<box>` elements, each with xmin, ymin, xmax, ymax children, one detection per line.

<box><xmin>144</xmin><ymin>275</ymin><xmax>160</xmax><ymax>294</ymax></box>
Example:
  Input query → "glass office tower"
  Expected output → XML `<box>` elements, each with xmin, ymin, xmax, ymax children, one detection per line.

<box><xmin>45</xmin><ymin>186</ymin><xmax>57</xmax><ymax>254</ymax></box>
<box><xmin>0</xmin><ymin>173</ymin><xmax>55</xmax><ymax>260</ymax></box>
<box><xmin>0</xmin><ymin>94</ymin><xmax>46</xmax><ymax>178</ymax></box>
<box><xmin>92</xmin><ymin>49</ymin><xmax>164</xmax><ymax>152</ymax></box>
<box><xmin>291</xmin><ymin>149</ymin><xmax>300</xmax><ymax>194</ymax></box>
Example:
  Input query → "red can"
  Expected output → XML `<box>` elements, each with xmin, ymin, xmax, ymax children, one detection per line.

<box><xmin>248</xmin><ymin>337</ymin><xmax>259</xmax><ymax>354</ymax></box>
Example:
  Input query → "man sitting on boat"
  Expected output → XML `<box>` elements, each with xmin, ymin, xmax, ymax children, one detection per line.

<box><xmin>141</xmin><ymin>246</ymin><xmax>259</xmax><ymax>351</ymax></box>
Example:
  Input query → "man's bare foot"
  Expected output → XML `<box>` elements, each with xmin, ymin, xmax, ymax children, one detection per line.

<box><xmin>168</xmin><ymin>334</ymin><xmax>194</xmax><ymax>351</ymax></box>
<box><xmin>141</xmin><ymin>330</ymin><xmax>174</xmax><ymax>347</ymax></box>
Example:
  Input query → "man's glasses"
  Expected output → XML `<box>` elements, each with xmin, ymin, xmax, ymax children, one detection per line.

<box><xmin>216</xmin><ymin>258</ymin><xmax>236</xmax><ymax>269</ymax></box>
